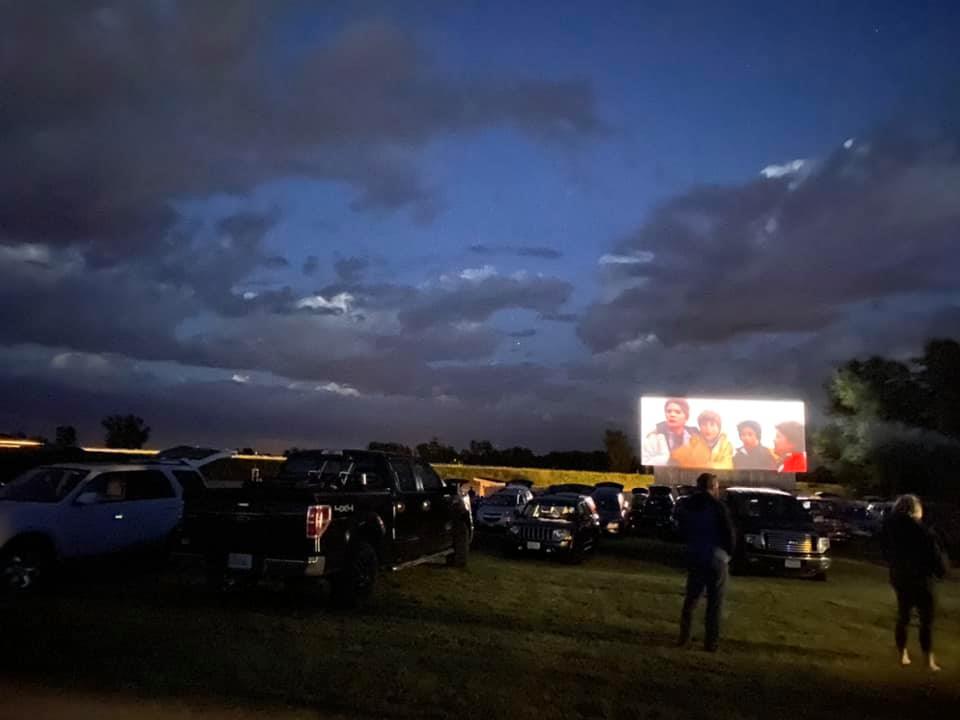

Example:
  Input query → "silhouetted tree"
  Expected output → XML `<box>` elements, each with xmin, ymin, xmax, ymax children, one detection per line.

<box><xmin>55</xmin><ymin>425</ymin><xmax>78</xmax><ymax>448</ymax></box>
<box><xmin>604</xmin><ymin>429</ymin><xmax>636</xmax><ymax>473</ymax></box>
<box><xmin>368</xmin><ymin>441</ymin><xmax>413</xmax><ymax>456</ymax></box>
<box><xmin>101</xmin><ymin>414</ymin><xmax>150</xmax><ymax>449</ymax></box>
<box><xmin>416</xmin><ymin>437</ymin><xmax>459</xmax><ymax>463</ymax></box>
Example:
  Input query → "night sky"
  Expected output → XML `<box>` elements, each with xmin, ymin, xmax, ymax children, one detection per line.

<box><xmin>2</xmin><ymin>1</ymin><xmax>959</xmax><ymax>452</ymax></box>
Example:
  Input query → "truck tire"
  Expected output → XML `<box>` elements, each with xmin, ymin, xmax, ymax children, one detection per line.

<box><xmin>446</xmin><ymin>519</ymin><xmax>470</xmax><ymax>568</ymax></box>
<box><xmin>0</xmin><ymin>540</ymin><xmax>54</xmax><ymax>595</ymax></box>
<box><xmin>331</xmin><ymin>540</ymin><xmax>378</xmax><ymax>609</ymax></box>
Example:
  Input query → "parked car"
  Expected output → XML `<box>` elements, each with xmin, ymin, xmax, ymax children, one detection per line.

<box><xmin>0</xmin><ymin>463</ymin><xmax>185</xmax><ymax>593</ymax></box>
<box><xmin>505</xmin><ymin>493</ymin><xmax>600</xmax><ymax>563</ymax></box>
<box><xmin>475</xmin><ymin>485</ymin><xmax>533</xmax><ymax>532</ymax></box>
<box><xmin>798</xmin><ymin>496</ymin><xmax>852</xmax><ymax>543</ymax></box>
<box><xmin>636</xmin><ymin>485</ymin><xmax>677</xmax><ymax>537</ymax></box>
<box><xmin>546</xmin><ymin>483</ymin><xmax>596</xmax><ymax>496</ymax></box>
<box><xmin>725</xmin><ymin>487</ymin><xmax>831</xmax><ymax>580</ymax></box>
<box><xmin>180</xmin><ymin>449</ymin><xmax>472</xmax><ymax>606</ymax></box>
<box><xmin>591</xmin><ymin>483</ymin><xmax>628</xmax><ymax>536</ymax></box>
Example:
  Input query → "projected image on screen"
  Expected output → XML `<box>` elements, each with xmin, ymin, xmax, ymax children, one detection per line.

<box><xmin>639</xmin><ymin>397</ymin><xmax>806</xmax><ymax>473</ymax></box>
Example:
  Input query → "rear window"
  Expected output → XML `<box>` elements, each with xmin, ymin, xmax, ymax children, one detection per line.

<box><xmin>125</xmin><ymin>470</ymin><xmax>176</xmax><ymax>500</ymax></box>
<box><xmin>173</xmin><ymin>470</ymin><xmax>206</xmax><ymax>500</ymax></box>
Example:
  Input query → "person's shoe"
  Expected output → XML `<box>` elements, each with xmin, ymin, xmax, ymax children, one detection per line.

<box><xmin>927</xmin><ymin>654</ymin><xmax>941</xmax><ymax>673</ymax></box>
<box><xmin>900</xmin><ymin>649</ymin><xmax>912</xmax><ymax>667</ymax></box>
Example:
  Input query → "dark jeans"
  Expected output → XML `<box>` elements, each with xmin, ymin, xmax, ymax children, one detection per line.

<box><xmin>894</xmin><ymin>583</ymin><xmax>935</xmax><ymax>654</ymax></box>
<box><xmin>679</xmin><ymin>552</ymin><xmax>728</xmax><ymax>650</ymax></box>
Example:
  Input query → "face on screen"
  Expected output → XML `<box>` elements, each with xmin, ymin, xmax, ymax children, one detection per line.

<box><xmin>700</xmin><ymin>420</ymin><xmax>720</xmax><ymax>443</ymax></box>
<box><xmin>739</xmin><ymin>426</ymin><xmax>759</xmax><ymax>449</ymax></box>
<box><xmin>664</xmin><ymin>402</ymin><xmax>687</xmax><ymax>430</ymax></box>
<box><xmin>774</xmin><ymin>430</ymin><xmax>793</xmax><ymax>455</ymax></box>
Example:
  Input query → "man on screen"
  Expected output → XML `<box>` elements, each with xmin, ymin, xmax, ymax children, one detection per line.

<box><xmin>774</xmin><ymin>421</ymin><xmax>807</xmax><ymax>473</ymax></box>
<box><xmin>733</xmin><ymin>420</ymin><xmax>777</xmax><ymax>471</ymax></box>
<box><xmin>642</xmin><ymin>398</ymin><xmax>700</xmax><ymax>465</ymax></box>
<box><xmin>671</xmin><ymin>410</ymin><xmax>733</xmax><ymax>470</ymax></box>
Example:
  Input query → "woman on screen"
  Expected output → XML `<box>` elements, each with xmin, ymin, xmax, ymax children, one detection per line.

<box><xmin>733</xmin><ymin>420</ymin><xmax>777</xmax><ymax>471</ymax></box>
<box><xmin>642</xmin><ymin>398</ymin><xmax>700</xmax><ymax>466</ymax></box>
<box><xmin>671</xmin><ymin>410</ymin><xmax>733</xmax><ymax>470</ymax></box>
<box><xmin>774</xmin><ymin>421</ymin><xmax>807</xmax><ymax>473</ymax></box>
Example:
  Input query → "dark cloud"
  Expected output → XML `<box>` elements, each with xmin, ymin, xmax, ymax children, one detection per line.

<box><xmin>469</xmin><ymin>244</ymin><xmax>563</xmax><ymax>259</ymax></box>
<box><xmin>539</xmin><ymin>311</ymin><xmax>579</xmax><ymax>323</ymax></box>
<box><xmin>334</xmin><ymin>256</ymin><xmax>371</xmax><ymax>283</ymax></box>
<box><xmin>302</xmin><ymin>256</ymin><xmax>320</xmax><ymax>276</ymax></box>
<box><xmin>263</xmin><ymin>256</ymin><xmax>289</xmax><ymax>269</ymax></box>
<box><xmin>399</xmin><ymin>271</ymin><xmax>573</xmax><ymax>331</ymax></box>
<box><xmin>578</xmin><ymin>120</ymin><xmax>960</xmax><ymax>352</ymax></box>
<box><xmin>0</xmin><ymin>5</ymin><xmax>601</xmax><ymax>262</ymax></box>
<box><xmin>507</xmin><ymin>329</ymin><xmax>537</xmax><ymax>338</ymax></box>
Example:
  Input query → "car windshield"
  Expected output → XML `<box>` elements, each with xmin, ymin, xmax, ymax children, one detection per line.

<box><xmin>731</xmin><ymin>494</ymin><xmax>811</xmax><ymax>523</ymax></box>
<box><xmin>648</xmin><ymin>487</ymin><xmax>672</xmax><ymax>497</ymax></box>
<box><xmin>523</xmin><ymin>502</ymin><xmax>575</xmax><ymax>520</ymax></box>
<box><xmin>594</xmin><ymin>495</ymin><xmax>621</xmax><ymax>511</ymax></box>
<box><xmin>485</xmin><ymin>493</ymin><xmax>519</xmax><ymax>506</ymax></box>
<box><xmin>0</xmin><ymin>467</ymin><xmax>89</xmax><ymax>502</ymax></box>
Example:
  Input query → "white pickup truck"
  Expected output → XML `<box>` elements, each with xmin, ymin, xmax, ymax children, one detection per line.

<box><xmin>0</xmin><ymin>463</ymin><xmax>184</xmax><ymax>592</ymax></box>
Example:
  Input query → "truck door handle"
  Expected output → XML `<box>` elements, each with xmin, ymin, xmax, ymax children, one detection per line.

<box><xmin>422</xmin><ymin>500</ymin><xmax>431</xmax><ymax>511</ymax></box>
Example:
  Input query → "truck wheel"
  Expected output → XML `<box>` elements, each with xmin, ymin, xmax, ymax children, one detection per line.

<box><xmin>446</xmin><ymin>519</ymin><xmax>470</xmax><ymax>568</ymax></box>
<box><xmin>331</xmin><ymin>541</ymin><xmax>378</xmax><ymax>609</ymax></box>
<box><xmin>0</xmin><ymin>542</ymin><xmax>53</xmax><ymax>594</ymax></box>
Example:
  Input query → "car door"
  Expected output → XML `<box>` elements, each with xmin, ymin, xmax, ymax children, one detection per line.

<box><xmin>123</xmin><ymin>470</ymin><xmax>183</xmax><ymax>548</ymax></box>
<box><xmin>412</xmin><ymin>460</ymin><xmax>451</xmax><ymax>554</ymax></box>
<box><xmin>61</xmin><ymin>471</ymin><xmax>138</xmax><ymax>556</ymax></box>
<box><xmin>389</xmin><ymin>458</ymin><xmax>426</xmax><ymax>563</ymax></box>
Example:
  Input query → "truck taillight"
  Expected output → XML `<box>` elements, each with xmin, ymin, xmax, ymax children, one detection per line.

<box><xmin>306</xmin><ymin>505</ymin><xmax>333</xmax><ymax>539</ymax></box>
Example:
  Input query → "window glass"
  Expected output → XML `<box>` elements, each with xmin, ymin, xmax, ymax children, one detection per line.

<box><xmin>413</xmin><ymin>461</ymin><xmax>443</xmax><ymax>491</ymax></box>
<box><xmin>173</xmin><ymin>470</ymin><xmax>205</xmax><ymax>500</ymax></box>
<box><xmin>125</xmin><ymin>470</ymin><xmax>176</xmax><ymax>500</ymax></box>
<box><xmin>83</xmin><ymin>472</ymin><xmax>129</xmax><ymax>503</ymax></box>
<box><xmin>390</xmin><ymin>460</ymin><xmax>417</xmax><ymax>492</ymax></box>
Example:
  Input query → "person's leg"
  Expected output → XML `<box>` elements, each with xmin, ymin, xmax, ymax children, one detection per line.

<box><xmin>679</xmin><ymin>566</ymin><xmax>706</xmax><ymax>647</ymax></box>
<box><xmin>704</xmin><ymin>554</ymin><xmax>728</xmax><ymax>651</ymax></box>
<box><xmin>917</xmin><ymin>587</ymin><xmax>939</xmax><ymax>672</ymax></box>
<box><xmin>894</xmin><ymin>586</ymin><xmax>912</xmax><ymax>665</ymax></box>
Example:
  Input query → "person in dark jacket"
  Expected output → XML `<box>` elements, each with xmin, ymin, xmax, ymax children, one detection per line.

<box><xmin>676</xmin><ymin>473</ymin><xmax>736</xmax><ymax>651</ymax></box>
<box><xmin>881</xmin><ymin>494</ymin><xmax>948</xmax><ymax>672</ymax></box>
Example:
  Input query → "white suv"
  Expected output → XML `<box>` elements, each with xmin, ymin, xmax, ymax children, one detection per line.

<box><xmin>0</xmin><ymin>463</ymin><xmax>184</xmax><ymax>592</ymax></box>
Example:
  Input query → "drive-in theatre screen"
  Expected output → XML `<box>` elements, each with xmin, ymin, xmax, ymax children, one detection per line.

<box><xmin>640</xmin><ymin>396</ymin><xmax>807</xmax><ymax>473</ymax></box>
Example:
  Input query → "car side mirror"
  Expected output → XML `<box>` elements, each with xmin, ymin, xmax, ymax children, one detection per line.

<box><xmin>75</xmin><ymin>491</ymin><xmax>98</xmax><ymax>506</ymax></box>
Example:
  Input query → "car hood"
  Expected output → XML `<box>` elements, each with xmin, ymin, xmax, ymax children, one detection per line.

<box><xmin>478</xmin><ymin>506</ymin><xmax>515</xmax><ymax>517</ymax></box>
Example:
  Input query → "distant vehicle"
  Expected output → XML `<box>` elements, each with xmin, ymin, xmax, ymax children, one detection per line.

<box><xmin>547</xmin><ymin>483</ymin><xmax>596</xmax><ymax>496</ymax></box>
<box><xmin>798</xmin><ymin>496</ymin><xmax>851</xmax><ymax>543</ymax></box>
<box><xmin>475</xmin><ymin>486</ymin><xmax>533</xmax><ymax>532</ymax></box>
<box><xmin>591</xmin><ymin>485</ymin><xmax>628</xmax><ymax>536</ymax></box>
<box><xmin>505</xmin><ymin>493</ymin><xmax>600</xmax><ymax>563</ymax></box>
<box><xmin>180</xmin><ymin>450</ymin><xmax>472</xmax><ymax>606</ymax></box>
<box><xmin>0</xmin><ymin>463</ymin><xmax>184</xmax><ymax>593</ymax></box>
<box><xmin>154</xmin><ymin>446</ymin><xmax>280</xmax><ymax>488</ymax></box>
<box><xmin>636</xmin><ymin>485</ymin><xmax>677</xmax><ymax>537</ymax></box>
<box><xmin>626</xmin><ymin>487</ymin><xmax>649</xmax><ymax>533</ymax></box>
<box><xmin>724</xmin><ymin>487</ymin><xmax>831</xmax><ymax>580</ymax></box>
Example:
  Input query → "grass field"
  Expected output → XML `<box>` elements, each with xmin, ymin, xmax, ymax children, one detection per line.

<box><xmin>1</xmin><ymin>539</ymin><xmax>957</xmax><ymax>720</ymax></box>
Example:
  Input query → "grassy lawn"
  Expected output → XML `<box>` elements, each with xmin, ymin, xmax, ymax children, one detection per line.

<box><xmin>1</xmin><ymin>539</ymin><xmax>958</xmax><ymax>720</ymax></box>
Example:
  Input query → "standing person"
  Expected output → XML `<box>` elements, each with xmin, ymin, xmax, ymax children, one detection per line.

<box><xmin>643</xmin><ymin>398</ymin><xmax>700</xmax><ymax>466</ymax></box>
<box><xmin>677</xmin><ymin>473</ymin><xmax>736</xmax><ymax>652</ymax></box>
<box><xmin>881</xmin><ymin>495</ymin><xmax>949</xmax><ymax>672</ymax></box>
<box><xmin>732</xmin><ymin>420</ymin><xmax>777</xmax><ymax>470</ymax></box>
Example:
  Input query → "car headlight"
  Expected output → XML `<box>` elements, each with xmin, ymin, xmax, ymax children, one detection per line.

<box><xmin>509</xmin><ymin>526</ymin><xmax>520</xmax><ymax>535</ymax></box>
<box><xmin>744</xmin><ymin>533</ymin><xmax>765</xmax><ymax>549</ymax></box>
<box><xmin>817</xmin><ymin>537</ymin><xmax>830</xmax><ymax>554</ymax></box>
<box><xmin>552</xmin><ymin>529</ymin><xmax>572</xmax><ymax>541</ymax></box>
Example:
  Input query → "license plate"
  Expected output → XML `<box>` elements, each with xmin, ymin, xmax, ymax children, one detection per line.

<box><xmin>227</xmin><ymin>553</ymin><xmax>253</xmax><ymax>570</ymax></box>
<box><xmin>784</xmin><ymin>558</ymin><xmax>802</xmax><ymax>569</ymax></box>
<box><xmin>526</xmin><ymin>541</ymin><xmax>541</xmax><ymax>550</ymax></box>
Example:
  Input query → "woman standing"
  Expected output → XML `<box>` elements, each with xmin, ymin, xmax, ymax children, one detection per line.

<box><xmin>881</xmin><ymin>495</ymin><xmax>949</xmax><ymax>671</ymax></box>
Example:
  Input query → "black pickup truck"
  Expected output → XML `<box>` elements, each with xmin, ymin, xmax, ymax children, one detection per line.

<box><xmin>179</xmin><ymin>449</ymin><xmax>472</xmax><ymax>606</ymax></box>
